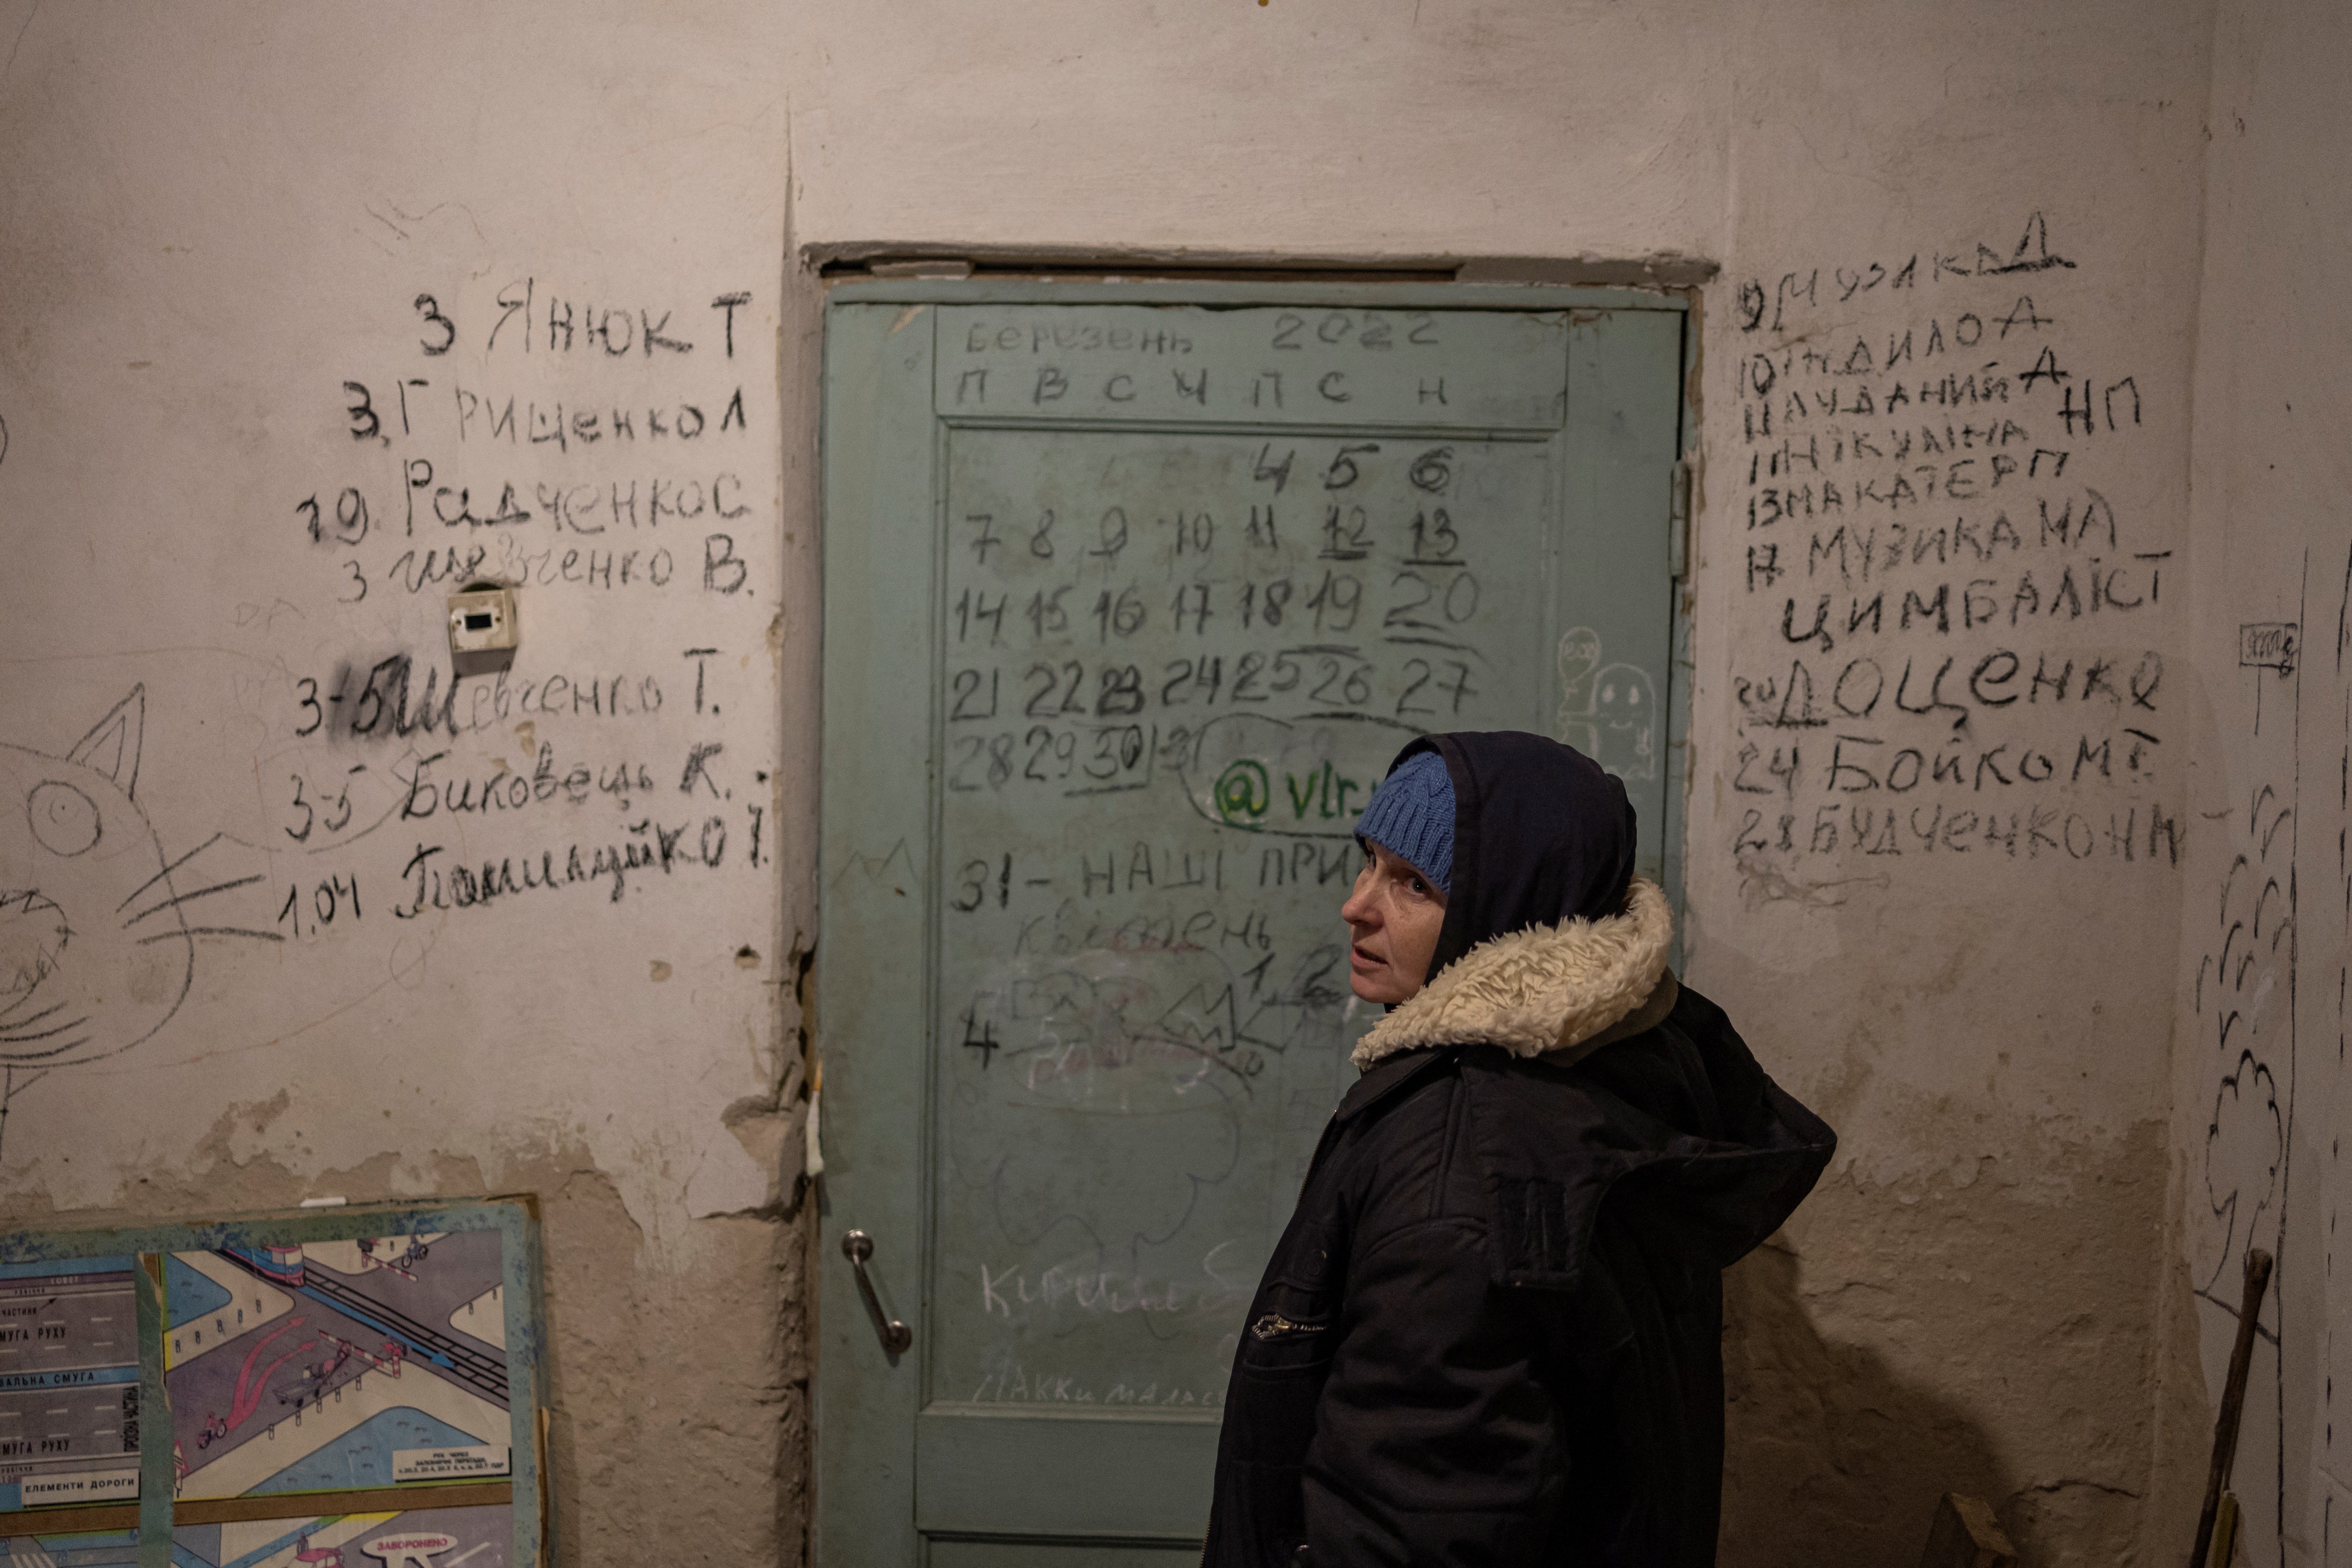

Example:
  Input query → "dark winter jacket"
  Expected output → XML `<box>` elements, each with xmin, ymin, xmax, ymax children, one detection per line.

<box><xmin>1203</xmin><ymin>733</ymin><xmax>1836</xmax><ymax>1567</ymax></box>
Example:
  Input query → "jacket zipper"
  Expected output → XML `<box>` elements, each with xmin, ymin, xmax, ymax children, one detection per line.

<box><xmin>1250</xmin><ymin>1312</ymin><xmax>1325</xmax><ymax>1342</ymax></box>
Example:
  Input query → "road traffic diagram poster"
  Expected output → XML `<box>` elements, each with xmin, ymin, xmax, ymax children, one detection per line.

<box><xmin>0</xmin><ymin>1200</ymin><xmax>543</xmax><ymax>1568</ymax></box>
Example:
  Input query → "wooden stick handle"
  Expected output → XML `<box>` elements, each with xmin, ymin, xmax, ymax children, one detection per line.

<box><xmin>2191</xmin><ymin>1248</ymin><xmax>2274</xmax><ymax>1568</ymax></box>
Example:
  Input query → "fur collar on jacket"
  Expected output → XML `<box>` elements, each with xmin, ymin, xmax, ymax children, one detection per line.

<box><xmin>1351</xmin><ymin>878</ymin><xmax>1675</xmax><ymax>1069</ymax></box>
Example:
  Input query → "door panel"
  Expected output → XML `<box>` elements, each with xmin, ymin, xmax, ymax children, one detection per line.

<box><xmin>819</xmin><ymin>286</ymin><xmax>1684</xmax><ymax>1564</ymax></box>
<box><xmin>916</xmin><ymin>1410</ymin><xmax>1215</xmax><ymax>1539</ymax></box>
<box><xmin>928</xmin><ymin>1541</ymin><xmax>1204</xmax><ymax>1568</ymax></box>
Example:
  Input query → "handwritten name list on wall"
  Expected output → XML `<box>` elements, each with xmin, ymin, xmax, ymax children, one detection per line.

<box><xmin>268</xmin><ymin>282</ymin><xmax>770</xmax><ymax>935</ymax></box>
<box><xmin>1724</xmin><ymin>213</ymin><xmax>2176</xmax><ymax>895</ymax></box>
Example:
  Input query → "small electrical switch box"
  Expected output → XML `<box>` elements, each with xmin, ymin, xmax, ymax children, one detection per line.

<box><xmin>447</xmin><ymin>584</ymin><xmax>520</xmax><ymax>675</ymax></box>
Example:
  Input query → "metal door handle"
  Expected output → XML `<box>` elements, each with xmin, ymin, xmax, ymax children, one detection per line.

<box><xmin>841</xmin><ymin>1230</ymin><xmax>913</xmax><ymax>1354</ymax></box>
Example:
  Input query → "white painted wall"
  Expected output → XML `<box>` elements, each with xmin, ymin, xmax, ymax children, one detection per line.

<box><xmin>0</xmin><ymin>7</ymin><xmax>804</xmax><ymax>1559</ymax></box>
<box><xmin>3</xmin><ymin>0</ymin><xmax>2321</xmax><ymax>1562</ymax></box>
<box><xmin>0</xmin><ymin>4</ymin><xmax>798</xmax><ymax>1218</ymax></box>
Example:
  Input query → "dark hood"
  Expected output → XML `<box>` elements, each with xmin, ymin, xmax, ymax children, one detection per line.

<box><xmin>1390</xmin><ymin>731</ymin><xmax>1638</xmax><ymax>975</ymax></box>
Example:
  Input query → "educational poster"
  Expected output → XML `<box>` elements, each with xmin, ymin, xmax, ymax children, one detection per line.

<box><xmin>0</xmin><ymin>1201</ymin><xmax>539</xmax><ymax>1564</ymax></box>
<box><xmin>0</xmin><ymin>1259</ymin><xmax>142</xmax><ymax>1512</ymax></box>
<box><xmin>171</xmin><ymin>1504</ymin><xmax>510</xmax><ymax>1568</ymax></box>
<box><xmin>0</xmin><ymin>1526</ymin><xmax>140</xmax><ymax>1567</ymax></box>
<box><xmin>167</xmin><ymin>1233</ymin><xmax>509</xmax><ymax>1501</ymax></box>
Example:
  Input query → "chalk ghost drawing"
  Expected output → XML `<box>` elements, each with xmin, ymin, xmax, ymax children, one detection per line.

<box><xmin>1554</xmin><ymin>628</ymin><xmax>1657</xmax><ymax>782</ymax></box>
<box><xmin>0</xmin><ymin>687</ymin><xmax>274</xmax><ymax>1152</ymax></box>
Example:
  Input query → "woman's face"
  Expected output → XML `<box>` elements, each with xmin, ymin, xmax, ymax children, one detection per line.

<box><xmin>1340</xmin><ymin>841</ymin><xmax>1449</xmax><ymax>1005</ymax></box>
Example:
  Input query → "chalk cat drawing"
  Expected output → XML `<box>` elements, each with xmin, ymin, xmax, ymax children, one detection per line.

<box><xmin>1555</xmin><ymin>628</ymin><xmax>1657</xmax><ymax>782</ymax></box>
<box><xmin>0</xmin><ymin>688</ymin><xmax>270</xmax><ymax>1153</ymax></box>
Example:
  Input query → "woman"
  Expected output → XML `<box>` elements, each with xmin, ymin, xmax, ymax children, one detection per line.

<box><xmin>1203</xmin><ymin>732</ymin><xmax>1836</xmax><ymax>1566</ymax></box>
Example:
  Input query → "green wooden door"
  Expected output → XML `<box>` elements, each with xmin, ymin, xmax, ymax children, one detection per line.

<box><xmin>817</xmin><ymin>283</ymin><xmax>1686</xmax><ymax>1565</ymax></box>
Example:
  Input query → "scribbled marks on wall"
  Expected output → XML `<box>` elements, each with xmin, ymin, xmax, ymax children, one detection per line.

<box><xmin>0</xmin><ymin>687</ymin><xmax>277</xmax><ymax>1150</ymax></box>
<box><xmin>2190</xmin><ymin>651</ymin><xmax>2299</xmax><ymax>1563</ymax></box>
<box><xmin>1557</xmin><ymin>627</ymin><xmax>1657</xmax><ymax>782</ymax></box>
<box><xmin>2237</xmin><ymin>620</ymin><xmax>2300</xmax><ymax>733</ymax></box>
<box><xmin>2196</xmin><ymin>784</ymin><xmax>2291</xmax><ymax>1305</ymax></box>
<box><xmin>2189</xmin><ymin>543</ymin><xmax>2352</xmax><ymax>1567</ymax></box>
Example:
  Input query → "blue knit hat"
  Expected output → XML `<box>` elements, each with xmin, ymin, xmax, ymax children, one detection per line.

<box><xmin>1354</xmin><ymin>750</ymin><xmax>1456</xmax><ymax>893</ymax></box>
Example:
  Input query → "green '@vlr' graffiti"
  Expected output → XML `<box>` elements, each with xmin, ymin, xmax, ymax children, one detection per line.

<box><xmin>1214</xmin><ymin>758</ymin><xmax>1369</xmax><ymax>828</ymax></box>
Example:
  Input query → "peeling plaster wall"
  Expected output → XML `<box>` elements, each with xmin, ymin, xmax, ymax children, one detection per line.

<box><xmin>0</xmin><ymin>1</ymin><xmax>2276</xmax><ymax>1563</ymax></box>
